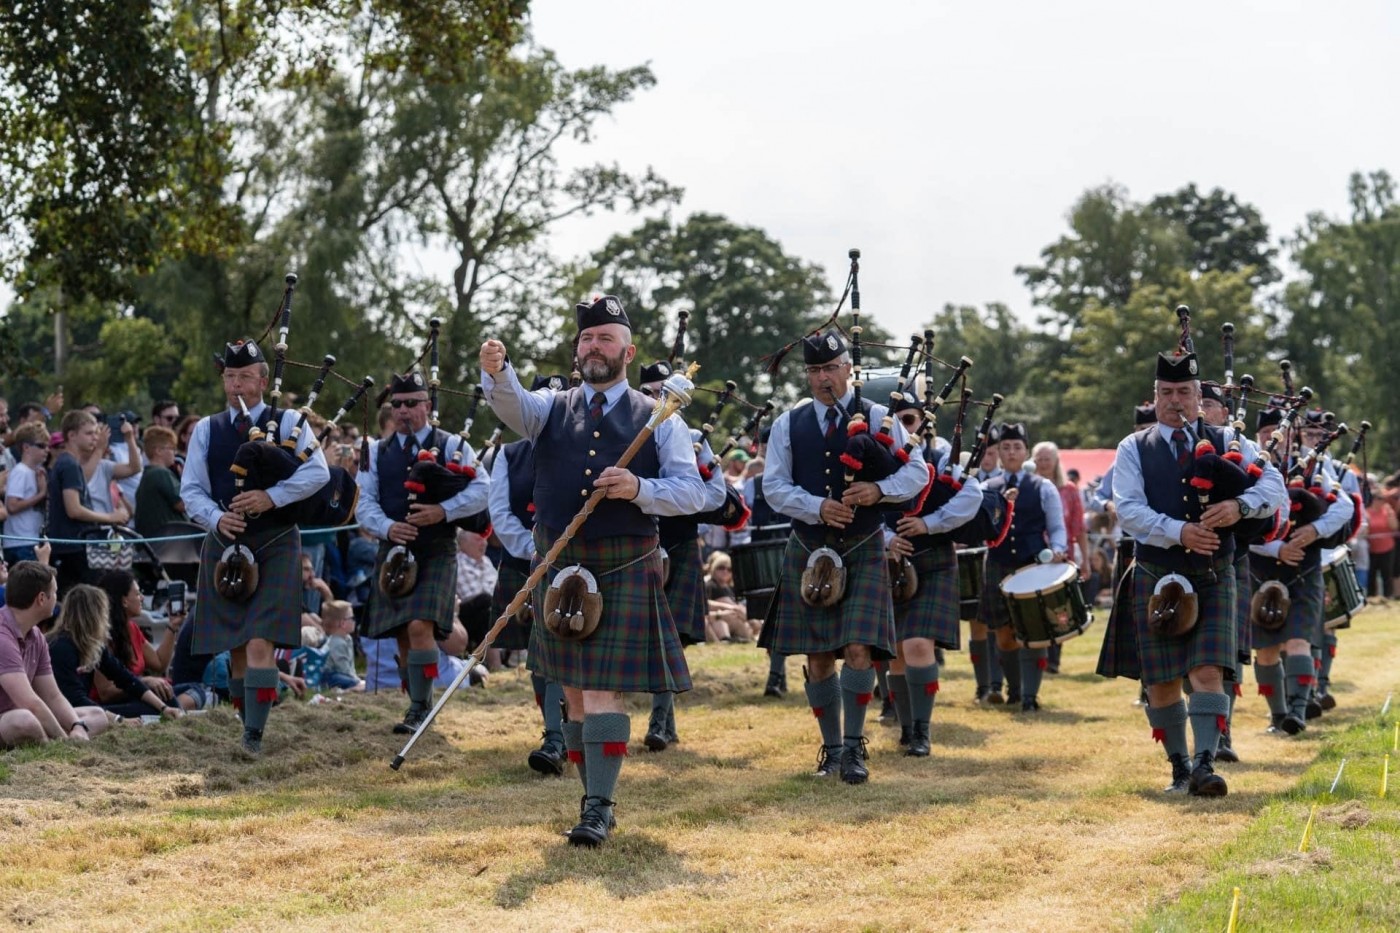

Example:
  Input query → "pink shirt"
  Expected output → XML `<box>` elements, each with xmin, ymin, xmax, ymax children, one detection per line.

<box><xmin>1059</xmin><ymin>483</ymin><xmax>1085</xmax><ymax>542</ymax></box>
<box><xmin>0</xmin><ymin>606</ymin><xmax>53</xmax><ymax>714</ymax></box>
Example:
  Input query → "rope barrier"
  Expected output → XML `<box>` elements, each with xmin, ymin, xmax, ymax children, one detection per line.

<box><xmin>0</xmin><ymin>524</ymin><xmax>362</xmax><ymax>548</ymax></box>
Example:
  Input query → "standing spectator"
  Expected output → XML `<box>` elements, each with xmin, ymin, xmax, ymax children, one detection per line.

<box><xmin>150</xmin><ymin>401</ymin><xmax>180</xmax><ymax>430</ymax></box>
<box><xmin>1366</xmin><ymin>483</ymin><xmax>1397</xmax><ymax>598</ymax></box>
<box><xmin>47</xmin><ymin>411</ymin><xmax>130</xmax><ymax>593</ymax></box>
<box><xmin>171</xmin><ymin>414</ymin><xmax>200</xmax><ymax>480</ymax></box>
<box><xmin>80</xmin><ymin>418</ymin><xmax>141</xmax><ymax>515</ymax></box>
<box><xmin>4</xmin><ymin>423</ymin><xmax>50</xmax><ymax>564</ymax></box>
<box><xmin>0</xmin><ymin>561</ymin><xmax>110</xmax><ymax>747</ymax></box>
<box><xmin>455</xmin><ymin>529</ymin><xmax>499</xmax><ymax>669</ymax></box>
<box><xmin>134</xmin><ymin>426</ymin><xmax>184</xmax><ymax>537</ymax></box>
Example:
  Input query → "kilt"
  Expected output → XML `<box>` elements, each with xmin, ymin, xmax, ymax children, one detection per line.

<box><xmin>1095</xmin><ymin>558</ymin><xmax>1141</xmax><ymax>680</ymax></box>
<box><xmin>1131</xmin><ymin>556</ymin><xmax>1237</xmax><ymax>686</ymax></box>
<box><xmin>191</xmin><ymin>526</ymin><xmax>302</xmax><ymax>655</ymax></box>
<box><xmin>663</xmin><ymin>537</ymin><xmax>707</xmax><ymax>646</ymax></box>
<box><xmin>489</xmin><ymin>554</ymin><xmax>533</xmax><ymax>651</ymax></box>
<box><xmin>527</xmin><ymin>526</ymin><xmax>691</xmax><ymax>695</ymax></box>
<box><xmin>765</xmin><ymin>526</ymin><xmax>896</xmax><ymax>660</ymax></box>
<box><xmin>1249</xmin><ymin>555</ymin><xmax>1324</xmax><ymax>649</ymax></box>
<box><xmin>1233</xmin><ymin>550</ymin><xmax>1252</xmax><ymax>665</ymax></box>
<box><xmin>364</xmin><ymin>537</ymin><xmax>458</xmax><ymax>640</ymax></box>
<box><xmin>894</xmin><ymin>541</ymin><xmax>961</xmax><ymax>650</ymax></box>
<box><xmin>978</xmin><ymin>556</ymin><xmax>1020</xmax><ymax>630</ymax></box>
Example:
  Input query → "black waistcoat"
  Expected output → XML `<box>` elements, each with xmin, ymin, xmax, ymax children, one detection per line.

<box><xmin>790</xmin><ymin>397</ymin><xmax>881</xmax><ymax>537</ymax></box>
<box><xmin>377</xmin><ymin>427</ymin><xmax>456</xmax><ymax>547</ymax></box>
<box><xmin>1135</xmin><ymin>425</ymin><xmax>1237</xmax><ymax>572</ymax></box>
<box><xmin>988</xmin><ymin>471</ymin><xmax>1048</xmax><ymax>565</ymax></box>
<box><xmin>208</xmin><ymin>406</ymin><xmax>298</xmax><ymax>531</ymax></box>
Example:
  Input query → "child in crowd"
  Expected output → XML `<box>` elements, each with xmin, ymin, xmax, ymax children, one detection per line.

<box><xmin>301</xmin><ymin>553</ymin><xmax>334</xmax><ymax>627</ymax></box>
<box><xmin>4</xmin><ymin>423</ymin><xmax>51</xmax><ymax>565</ymax></box>
<box><xmin>319</xmin><ymin>600</ymin><xmax>363</xmax><ymax>692</ymax></box>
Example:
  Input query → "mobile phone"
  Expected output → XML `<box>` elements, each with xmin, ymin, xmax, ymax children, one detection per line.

<box><xmin>167</xmin><ymin>580</ymin><xmax>186</xmax><ymax>615</ymax></box>
<box><xmin>106</xmin><ymin>414</ymin><xmax>126</xmax><ymax>433</ymax></box>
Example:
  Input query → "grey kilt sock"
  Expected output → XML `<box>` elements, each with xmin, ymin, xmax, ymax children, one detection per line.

<box><xmin>804</xmin><ymin>673</ymin><xmax>843</xmax><ymax>748</ymax></box>
<box><xmin>542</xmin><ymin>681</ymin><xmax>564</xmax><ymax>741</ymax></box>
<box><xmin>1254</xmin><ymin>660</ymin><xmax>1287</xmax><ymax>716</ymax></box>
<box><xmin>998</xmin><ymin>646</ymin><xmax>1022</xmax><ymax>698</ymax></box>
<box><xmin>769</xmin><ymin>650</ymin><xmax>786</xmax><ymax>677</ymax></box>
<box><xmin>1019</xmin><ymin>647</ymin><xmax>1047</xmax><ymax>700</ymax></box>
<box><xmin>582</xmin><ymin>713</ymin><xmax>631</xmax><ymax>818</ymax></box>
<box><xmin>530</xmin><ymin>672</ymin><xmax>548</xmax><ymax>713</ymax></box>
<box><xmin>405</xmin><ymin>648</ymin><xmax>438</xmax><ymax>712</ymax></box>
<box><xmin>1319</xmin><ymin>634</ymin><xmax>1337</xmax><ymax>693</ymax></box>
<box><xmin>840</xmin><ymin>665</ymin><xmax>878</xmax><ymax>749</ymax></box>
<box><xmin>1310</xmin><ymin>646</ymin><xmax>1324</xmax><ymax>700</ymax></box>
<box><xmin>874</xmin><ymin>663</ymin><xmax>890</xmax><ymax>704</ymax></box>
<box><xmin>986</xmin><ymin>633</ymin><xmax>1004</xmax><ymax>690</ymax></box>
<box><xmin>229</xmin><ymin>677</ymin><xmax>245</xmax><ymax>720</ymax></box>
<box><xmin>905</xmin><ymin>663</ymin><xmax>939</xmax><ymax>725</ymax></box>
<box><xmin>562</xmin><ymin>721</ymin><xmax>586</xmax><ymax>789</ymax></box>
<box><xmin>886</xmin><ymin>673</ymin><xmax>911</xmax><ymax>730</ymax></box>
<box><xmin>1284</xmin><ymin>653</ymin><xmax>1315</xmax><ymax>719</ymax></box>
<box><xmin>969</xmin><ymin>640</ymin><xmax>989</xmax><ymax>691</ymax></box>
<box><xmin>1188</xmin><ymin>691</ymin><xmax>1231</xmax><ymax>759</ymax></box>
<box><xmin>1145</xmin><ymin>700</ymin><xmax>1189</xmax><ymax>761</ymax></box>
<box><xmin>649</xmin><ymin>691</ymin><xmax>672</xmax><ymax>729</ymax></box>
<box><xmin>242</xmin><ymin>667</ymin><xmax>280</xmax><ymax>735</ymax></box>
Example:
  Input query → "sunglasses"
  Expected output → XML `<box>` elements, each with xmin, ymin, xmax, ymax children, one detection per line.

<box><xmin>390</xmin><ymin>399</ymin><xmax>424</xmax><ymax>409</ymax></box>
<box><xmin>24</xmin><ymin>441</ymin><xmax>50</xmax><ymax>449</ymax></box>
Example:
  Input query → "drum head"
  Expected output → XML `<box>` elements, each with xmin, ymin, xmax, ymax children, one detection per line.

<box><xmin>1000</xmin><ymin>562</ymin><xmax>1075</xmax><ymax>596</ymax></box>
<box><xmin>1321</xmin><ymin>545</ymin><xmax>1348</xmax><ymax>569</ymax></box>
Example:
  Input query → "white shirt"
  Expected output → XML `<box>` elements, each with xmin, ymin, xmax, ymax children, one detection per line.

<box><xmin>3</xmin><ymin>463</ymin><xmax>43</xmax><ymax>544</ymax></box>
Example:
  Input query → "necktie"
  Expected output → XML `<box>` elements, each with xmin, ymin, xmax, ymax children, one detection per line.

<box><xmin>589</xmin><ymin>391</ymin><xmax>606</xmax><ymax>423</ymax></box>
<box><xmin>1172</xmin><ymin>428</ymin><xmax>1190</xmax><ymax>471</ymax></box>
<box><xmin>405</xmin><ymin>435</ymin><xmax>418</xmax><ymax>459</ymax></box>
<box><xmin>824</xmin><ymin>406</ymin><xmax>838</xmax><ymax>439</ymax></box>
<box><xmin>233</xmin><ymin>412</ymin><xmax>250</xmax><ymax>438</ymax></box>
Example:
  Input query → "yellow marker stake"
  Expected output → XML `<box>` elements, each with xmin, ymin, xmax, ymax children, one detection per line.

<box><xmin>1298</xmin><ymin>802</ymin><xmax>1319</xmax><ymax>853</ymax></box>
<box><xmin>1382</xmin><ymin>754</ymin><xmax>1390</xmax><ymax>800</ymax></box>
<box><xmin>1393</xmin><ymin>721</ymin><xmax>1398</xmax><ymax>752</ymax></box>
<box><xmin>1227</xmin><ymin>886</ymin><xmax>1241</xmax><ymax>933</ymax></box>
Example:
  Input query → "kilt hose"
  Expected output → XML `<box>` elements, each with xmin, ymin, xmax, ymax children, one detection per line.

<box><xmin>662</xmin><ymin>536</ymin><xmax>707</xmax><ymax>646</ymax></box>
<box><xmin>894</xmin><ymin>540</ymin><xmax>962</xmax><ymax>650</ymax></box>
<box><xmin>192</xmin><ymin>525</ymin><xmax>302</xmax><ymax>655</ymax></box>
<box><xmin>1249</xmin><ymin>553</ymin><xmax>1325</xmax><ymax>650</ymax></box>
<box><xmin>765</xmin><ymin>526</ymin><xmax>897</xmax><ymax>660</ymax></box>
<box><xmin>977</xmin><ymin>556</ymin><xmax>1020</xmax><ymax>630</ymax></box>
<box><xmin>364</xmin><ymin>537</ymin><xmax>458</xmax><ymax>640</ymax></box>
<box><xmin>527</xmin><ymin>526</ymin><xmax>691</xmax><ymax>695</ymax></box>
<box><xmin>489</xmin><ymin>554</ymin><xmax>534</xmax><ymax>652</ymax></box>
<box><xmin>1095</xmin><ymin>557</ymin><xmax>1142</xmax><ymax>680</ymax></box>
<box><xmin>1131</xmin><ymin>556</ymin><xmax>1238</xmax><ymax>686</ymax></box>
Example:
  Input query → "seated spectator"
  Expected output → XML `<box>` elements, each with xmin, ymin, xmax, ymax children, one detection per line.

<box><xmin>301</xmin><ymin>553</ymin><xmax>333</xmax><ymax>626</ymax></box>
<box><xmin>46</xmin><ymin>584</ymin><xmax>185</xmax><ymax>721</ymax></box>
<box><xmin>93</xmin><ymin>570</ymin><xmax>206</xmax><ymax>710</ymax></box>
<box><xmin>362</xmin><ymin>619</ymin><xmax>484</xmax><ymax>692</ymax></box>
<box><xmin>0</xmin><ymin>561</ymin><xmax>110</xmax><ymax>747</ymax></box>
<box><xmin>47</xmin><ymin>411</ymin><xmax>129</xmax><ymax>593</ymax></box>
<box><xmin>344</xmin><ymin>528</ymin><xmax>379</xmax><ymax>610</ymax></box>
<box><xmin>134</xmin><ymin>426</ymin><xmax>184</xmax><ymax>538</ymax></box>
<box><xmin>319</xmin><ymin>600</ymin><xmax>363</xmax><ymax>692</ymax></box>
<box><xmin>3</xmin><ymin>423</ymin><xmax>51</xmax><ymax>564</ymax></box>
<box><xmin>703</xmin><ymin>550</ymin><xmax>757</xmax><ymax>643</ymax></box>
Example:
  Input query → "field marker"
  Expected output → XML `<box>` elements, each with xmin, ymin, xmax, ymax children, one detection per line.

<box><xmin>1298</xmin><ymin>802</ymin><xmax>1318</xmax><ymax>853</ymax></box>
<box><xmin>1392</xmin><ymin>721</ymin><xmax>1398</xmax><ymax>752</ymax></box>
<box><xmin>1328</xmin><ymin>759</ymin><xmax>1347</xmax><ymax>795</ymax></box>
<box><xmin>1382</xmin><ymin>755</ymin><xmax>1390</xmax><ymax>800</ymax></box>
<box><xmin>1226</xmin><ymin>886</ymin><xmax>1241</xmax><ymax>933</ymax></box>
<box><xmin>1383</xmin><ymin>693</ymin><xmax>1393</xmax><ymax>718</ymax></box>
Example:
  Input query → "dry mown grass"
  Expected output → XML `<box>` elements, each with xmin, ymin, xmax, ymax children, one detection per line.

<box><xmin>3</xmin><ymin>609</ymin><xmax>1399</xmax><ymax>932</ymax></box>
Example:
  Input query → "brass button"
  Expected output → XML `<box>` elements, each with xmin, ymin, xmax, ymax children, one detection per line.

<box><xmin>593</xmin><ymin>431</ymin><xmax>601</xmax><ymax>439</ymax></box>
<box><xmin>581</xmin><ymin>489</ymin><xmax>588</xmax><ymax>496</ymax></box>
<box><xmin>825</xmin><ymin>469</ymin><xmax>831</xmax><ymax>475</ymax></box>
<box><xmin>584</xmin><ymin>469</ymin><xmax>592</xmax><ymax>477</ymax></box>
<box><xmin>589</xmin><ymin>450</ymin><xmax>597</xmax><ymax>456</ymax></box>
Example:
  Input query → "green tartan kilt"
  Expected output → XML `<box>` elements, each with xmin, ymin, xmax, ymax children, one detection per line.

<box><xmin>364</xmin><ymin>537</ymin><xmax>458</xmax><ymax>640</ymax></box>
<box><xmin>489</xmin><ymin>555</ymin><xmax>534</xmax><ymax>651</ymax></box>
<box><xmin>663</xmin><ymin>537</ymin><xmax>707</xmax><ymax>646</ymax></box>
<box><xmin>893</xmin><ymin>540</ymin><xmax>961</xmax><ymax>650</ymax></box>
<box><xmin>765</xmin><ymin>526</ymin><xmax>896</xmax><ymax>660</ymax></box>
<box><xmin>1233</xmin><ymin>549</ymin><xmax>1252</xmax><ymax>666</ymax></box>
<box><xmin>191</xmin><ymin>526</ymin><xmax>302</xmax><ymax>655</ymax></box>
<box><xmin>526</xmin><ymin>527</ymin><xmax>691</xmax><ymax>695</ymax></box>
<box><xmin>977</xmin><ymin>556</ymin><xmax>1018</xmax><ymax>630</ymax></box>
<box><xmin>1131</xmin><ymin>557</ymin><xmax>1237</xmax><ymax>686</ymax></box>
<box><xmin>1095</xmin><ymin>557</ymin><xmax>1141</xmax><ymax>680</ymax></box>
<box><xmin>1248</xmin><ymin>554</ymin><xmax>1324</xmax><ymax>649</ymax></box>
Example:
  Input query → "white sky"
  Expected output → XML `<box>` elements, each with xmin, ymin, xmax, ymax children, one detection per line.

<box><xmin>522</xmin><ymin>0</ymin><xmax>1400</xmax><ymax>337</ymax></box>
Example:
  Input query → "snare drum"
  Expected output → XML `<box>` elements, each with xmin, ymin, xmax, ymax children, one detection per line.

<box><xmin>730</xmin><ymin>536</ymin><xmax>788</xmax><ymax>620</ymax></box>
<box><xmin>1321</xmin><ymin>545</ymin><xmax>1366</xmax><ymax>632</ymax></box>
<box><xmin>956</xmin><ymin>547</ymin><xmax>986</xmax><ymax>621</ymax></box>
<box><xmin>999</xmin><ymin>562</ymin><xmax>1093</xmax><ymax>648</ymax></box>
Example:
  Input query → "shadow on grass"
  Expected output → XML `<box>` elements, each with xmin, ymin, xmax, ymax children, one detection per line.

<box><xmin>493</xmin><ymin>832</ymin><xmax>715</xmax><ymax>909</ymax></box>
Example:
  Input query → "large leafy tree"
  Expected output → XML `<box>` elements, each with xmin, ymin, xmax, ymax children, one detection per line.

<box><xmin>1147</xmin><ymin>183</ymin><xmax>1280</xmax><ymax>288</ymax></box>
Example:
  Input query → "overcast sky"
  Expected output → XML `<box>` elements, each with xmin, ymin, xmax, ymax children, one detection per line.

<box><xmin>521</xmin><ymin>0</ymin><xmax>1400</xmax><ymax>339</ymax></box>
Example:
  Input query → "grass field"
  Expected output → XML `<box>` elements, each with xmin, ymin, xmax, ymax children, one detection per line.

<box><xmin>2</xmin><ymin>608</ymin><xmax>1397</xmax><ymax>932</ymax></box>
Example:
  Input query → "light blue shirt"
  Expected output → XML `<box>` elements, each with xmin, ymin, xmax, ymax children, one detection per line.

<box><xmin>762</xmin><ymin>391</ymin><xmax>928</xmax><ymax>526</ymax></box>
<box><xmin>694</xmin><ymin>436</ymin><xmax>730</xmax><ymax>513</ymax></box>
<box><xmin>1089</xmin><ymin>462</ymin><xmax>1115</xmax><ymax>514</ymax></box>
<box><xmin>1115</xmin><ymin>421</ymin><xmax>1286</xmax><ymax>550</ymax></box>
<box><xmin>181</xmin><ymin>401</ymin><xmax>330</xmax><ymax>532</ymax></box>
<box><xmin>355</xmin><ymin>425</ymin><xmax>490</xmax><ymax>541</ymax></box>
<box><xmin>488</xmin><ymin>443</ymin><xmax>535</xmax><ymax>561</ymax></box>
<box><xmin>999</xmin><ymin>466</ymin><xmax>1069</xmax><ymax>553</ymax></box>
<box><xmin>884</xmin><ymin>444</ymin><xmax>983</xmax><ymax>542</ymax></box>
<box><xmin>480</xmin><ymin>364</ymin><xmax>706</xmax><ymax>517</ymax></box>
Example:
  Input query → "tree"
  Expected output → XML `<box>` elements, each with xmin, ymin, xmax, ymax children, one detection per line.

<box><xmin>1147</xmin><ymin>183</ymin><xmax>1280</xmax><ymax>288</ymax></box>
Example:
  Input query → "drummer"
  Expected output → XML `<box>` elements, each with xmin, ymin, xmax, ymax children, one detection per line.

<box><xmin>968</xmin><ymin>424</ymin><xmax>1003</xmax><ymax>702</ymax></box>
<box><xmin>742</xmin><ymin>425</ymin><xmax>790</xmax><ymax>698</ymax></box>
<box><xmin>884</xmin><ymin>386</ymin><xmax>981</xmax><ymax>756</ymax></box>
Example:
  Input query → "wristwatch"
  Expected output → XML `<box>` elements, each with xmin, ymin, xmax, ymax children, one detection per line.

<box><xmin>1234</xmin><ymin>498</ymin><xmax>1255</xmax><ymax>520</ymax></box>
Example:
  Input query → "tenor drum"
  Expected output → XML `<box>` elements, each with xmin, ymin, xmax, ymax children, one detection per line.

<box><xmin>730</xmin><ymin>535</ymin><xmax>788</xmax><ymax>619</ymax></box>
<box><xmin>999</xmin><ymin>562</ymin><xmax>1093</xmax><ymax>648</ymax></box>
<box><xmin>956</xmin><ymin>547</ymin><xmax>986</xmax><ymax>621</ymax></box>
<box><xmin>1321</xmin><ymin>545</ymin><xmax>1366</xmax><ymax>632</ymax></box>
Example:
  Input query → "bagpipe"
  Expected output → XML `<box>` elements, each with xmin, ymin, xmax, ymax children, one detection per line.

<box><xmin>690</xmin><ymin>379</ymin><xmax>759</xmax><ymax>533</ymax></box>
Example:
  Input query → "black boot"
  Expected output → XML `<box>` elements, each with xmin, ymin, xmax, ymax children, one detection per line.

<box><xmin>1280</xmin><ymin>713</ymin><xmax>1307</xmax><ymax>736</ymax></box>
<box><xmin>1020</xmin><ymin>695</ymin><xmax>1041</xmax><ymax>713</ymax></box>
<box><xmin>764</xmin><ymin>670</ymin><xmax>786</xmax><ymax>698</ymax></box>
<box><xmin>567</xmin><ymin>795</ymin><xmax>617</xmax><ymax>847</ymax></box>
<box><xmin>643</xmin><ymin>710</ymin><xmax>669</xmax><ymax>752</ymax></box>
<box><xmin>1267</xmin><ymin>712</ymin><xmax>1287</xmax><ymax>734</ymax></box>
<box><xmin>1318</xmin><ymin>690</ymin><xmax>1337</xmax><ymax>711</ymax></box>
<box><xmin>878</xmin><ymin>695</ymin><xmax>896</xmax><ymax>724</ymax></box>
<box><xmin>813</xmin><ymin>744</ymin><xmax>843</xmax><ymax>778</ymax></box>
<box><xmin>241</xmin><ymin>727</ymin><xmax>264</xmax><ymax>755</ymax></box>
<box><xmin>905</xmin><ymin>721</ymin><xmax>930</xmax><ymax>758</ymax></box>
<box><xmin>1214</xmin><ymin>729</ymin><xmax>1239</xmax><ymax>764</ymax></box>
<box><xmin>1305</xmin><ymin>698</ymin><xmax>1323</xmax><ymax>720</ymax></box>
<box><xmin>1189</xmin><ymin>750</ymin><xmax>1228</xmax><ymax>797</ymax></box>
<box><xmin>1163</xmin><ymin>753</ymin><xmax>1191</xmax><ymax>795</ymax></box>
<box><xmin>392</xmin><ymin>706</ymin><xmax>428</xmax><ymax>736</ymax></box>
<box><xmin>840</xmin><ymin>737</ymin><xmax>869</xmax><ymax>785</ymax></box>
<box><xmin>898</xmin><ymin>724</ymin><xmax>910</xmax><ymax>747</ymax></box>
<box><xmin>527</xmin><ymin>731</ymin><xmax>567</xmax><ymax>776</ymax></box>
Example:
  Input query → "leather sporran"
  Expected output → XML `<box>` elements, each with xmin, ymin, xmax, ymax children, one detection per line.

<box><xmin>1146</xmin><ymin>572</ymin><xmax>1198</xmax><ymax>637</ymax></box>
<box><xmin>215</xmin><ymin>543</ymin><xmax>260</xmax><ymax>603</ymax></box>
<box><xmin>1250</xmin><ymin>580</ymin><xmax>1291</xmax><ymax>631</ymax></box>
<box><xmin>800</xmin><ymin>546</ymin><xmax>847</xmax><ymax>608</ymax></box>
<box><xmin>543</xmin><ymin>566</ymin><xmax>603</xmax><ymax>640</ymax></box>
<box><xmin>888</xmin><ymin>555</ymin><xmax>918</xmax><ymax>604</ymax></box>
<box><xmin>378</xmin><ymin>545</ymin><xmax>419</xmax><ymax>598</ymax></box>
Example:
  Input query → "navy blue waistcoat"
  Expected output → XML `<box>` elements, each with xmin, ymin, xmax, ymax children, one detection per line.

<box><xmin>790</xmin><ymin>397</ymin><xmax>882</xmax><ymax>537</ymax></box>
<box><xmin>502</xmin><ymin>439</ymin><xmax>537</xmax><ymax>531</ymax></box>
<box><xmin>377</xmin><ymin>427</ymin><xmax>456</xmax><ymax>546</ymax></box>
<box><xmin>1135</xmin><ymin>425</ymin><xmax>1236</xmax><ymax>571</ymax></box>
<box><xmin>988</xmin><ymin>471</ymin><xmax>1048</xmax><ymax>565</ymax></box>
<box><xmin>207</xmin><ymin>407</ymin><xmax>298</xmax><ymax>530</ymax></box>
<box><xmin>534</xmin><ymin>387</ymin><xmax>661</xmax><ymax>539</ymax></box>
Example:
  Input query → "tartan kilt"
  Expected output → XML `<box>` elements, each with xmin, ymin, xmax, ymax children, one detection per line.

<box><xmin>663</xmin><ymin>537</ymin><xmax>707</xmax><ymax>646</ymax></box>
<box><xmin>894</xmin><ymin>541</ymin><xmax>961</xmax><ymax>650</ymax></box>
<box><xmin>192</xmin><ymin>526</ymin><xmax>302</xmax><ymax>655</ymax></box>
<box><xmin>1095</xmin><ymin>558</ymin><xmax>1142</xmax><ymax>680</ymax></box>
<box><xmin>489</xmin><ymin>555</ymin><xmax>534</xmax><ymax>651</ymax></box>
<box><xmin>527</xmin><ymin>527</ymin><xmax>691</xmax><ymax>695</ymax></box>
<box><xmin>364</xmin><ymin>538</ymin><xmax>457</xmax><ymax>640</ymax></box>
<box><xmin>1233</xmin><ymin>550</ymin><xmax>1252</xmax><ymax>665</ymax></box>
<box><xmin>978</xmin><ymin>557</ymin><xmax>1019</xmax><ymax>630</ymax></box>
<box><xmin>1249</xmin><ymin>555</ymin><xmax>1324</xmax><ymax>649</ymax></box>
<box><xmin>1131</xmin><ymin>557</ymin><xmax>1237</xmax><ymax>686</ymax></box>
<box><xmin>765</xmin><ymin>526</ymin><xmax>896</xmax><ymax>660</ymax></box>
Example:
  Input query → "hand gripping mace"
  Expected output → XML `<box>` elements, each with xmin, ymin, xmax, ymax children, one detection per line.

<box><xmin>390</xmin><ymin>362</ymin><xmax>703</xmax><ymax>769</ymax></box>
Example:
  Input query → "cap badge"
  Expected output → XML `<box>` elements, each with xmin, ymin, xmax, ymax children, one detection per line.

<box><xmin>826</xmin><ymin>335</ymin><xmax>838</xmax><ymax>351</ymax></box>
<box><xmin>605</xmin><ymin>298</ymin><xmax>622</xmax><ymax>316</ymax></box>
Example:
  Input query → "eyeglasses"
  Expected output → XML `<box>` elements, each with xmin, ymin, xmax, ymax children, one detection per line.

<box><xmin>24</xmin><ymin>441</ymin><xmax>50</xmax><ymax>449</ymax></box>
<box><xmin>390</xmin><ymin>399</ymin><xmax>424</xmax><ymax>409</ymax></box>
<box><xmin>804</xmin><ymin>363</ymin><xmax>846</xmax><ymax>376</ymax></box>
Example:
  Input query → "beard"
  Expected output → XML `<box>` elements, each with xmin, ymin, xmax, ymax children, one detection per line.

<box><xmin>580</xmin><ymin>349</ymin><xmax>626</xmax><ymax>384</ymax></box>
